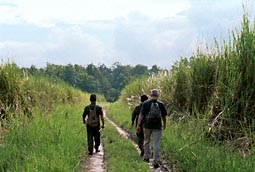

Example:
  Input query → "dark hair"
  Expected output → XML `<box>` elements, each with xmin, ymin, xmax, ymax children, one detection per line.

<box><xmin>150</xmin><ymin>89</ymin><xmax>159</xmax><ymax>97</ymax></box>
<box><xmin>90</xmin><ymin>94</ymin><xmax>96</xmax><ymax>102</ymax></box>
<box><xmin>140</xmin><ymin>95</ymin><xmax>148</xmax><ymax>102</ymax></box>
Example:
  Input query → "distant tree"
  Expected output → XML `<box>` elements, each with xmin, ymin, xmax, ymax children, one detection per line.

<box><xmin>149</xmin><ymin>65</ymin><xmax>160</xmax><ymax>74</ymax></box>
<box><xmin>25</xmin><ymin>62</ymin><xmax>154</xmax><ymax>102</ymax></box>
<box><xmin>131</xmin><ymin>64</ymin><xmax>148</xmax><ymax>76</ymax></box>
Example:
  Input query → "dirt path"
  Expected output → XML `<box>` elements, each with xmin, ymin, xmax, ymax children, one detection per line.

<box><xmin>105</xmin><ymin>116</ymin><xmax>176</xmax><ymax>172</ymax></box>
<box><xmin>79</xmin><ymin>135</ymin><xmax>105</xmax><ymax>172</ymax></box>
<box><xmin>79</xmin><ymin>114</ymin><xmax>177</xmax><ymax>172</ymax></box>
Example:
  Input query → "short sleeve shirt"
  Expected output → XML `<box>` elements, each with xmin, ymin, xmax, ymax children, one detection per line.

<box><xmin>83</xmin><ymin>104</ymin><xmax>103</xmax><ymax>127</ymax></box>
<box><xmin>140</xmin><ymin>99</ymin><xmax>167</xmax><ymax>130</ymax></box>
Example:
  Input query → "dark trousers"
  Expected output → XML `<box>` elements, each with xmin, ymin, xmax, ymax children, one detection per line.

<box><xmin>136</xmin><ymin>127</ymin><xmax>144</xmax><ymax>152</ymax></box>
<box><xmin>86</xmin><ymin>125</ymin><xmax>100</xmax><ymax>153</ymax></box>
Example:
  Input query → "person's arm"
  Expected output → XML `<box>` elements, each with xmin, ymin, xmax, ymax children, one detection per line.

<box><xmin>99</xmin><ymin>107</ymin><xmax>105</xmax><ymax>128</ymax></box>
<box><xmin>161</xmin><ymin>103</ymin><xmax>167</xmax><ymax>130</ymax></box>
<box><xmin>101</xmin><ymin>112</ymin><xmax>105</xmax><ymax>128</ymax></box>
<box><xmin>131</xmin><ymin>107</ymin><xmax>137</xmax><ymax>126</ymax></box>
<box><xmin>136</xmin><ymin>113</ymin><xmax>144</xmax><ymax>133</ymax></box>
<box><xmin>162</xmin><ymin>116</ymin><xmax>166</xmax><ymax>130</ymax></box>
<box><xmin>82</xmin><ymin>107</ymin><xmax>87</xmax><ymax>124</ymax></box>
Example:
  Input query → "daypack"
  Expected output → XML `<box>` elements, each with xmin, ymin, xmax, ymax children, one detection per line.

<box><xmin>145</xmin><ymin>102</ymin><xmax>161</xmax><ymax>122</ymax></box>
<box><xmin>87</xmin><ymin>106</ymin><xmax>99</xmax><ymax>127</ymax></box>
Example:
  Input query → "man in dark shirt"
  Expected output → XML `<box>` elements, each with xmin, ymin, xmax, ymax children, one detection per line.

<box><xmin>131</xmin><ymin>94</ymin><xmax>148</xmax><ymax>157</ymax></box>
<box><xmin>136</xmin><ymin>89</ymin><xmax>167</xmax><ymax>169</ymax></box>
<box><xmin>82</xmin><ymin>94</ymin><xmax>105</xmax><ymax>155</ymax></box>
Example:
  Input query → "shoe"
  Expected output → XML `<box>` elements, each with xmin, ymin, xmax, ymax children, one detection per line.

<box><xmin>95</xmin><ymin>149</ymin><xmax>100</xmax><ymax>153</ymax></box>
<box><xmin>88</xmin><ymin>150</ymin><xmax>93</xmax><ymax>155</ymax></box>
<box><xmin>140</xmin><ymin>150</ymin><xmax>144</xmax><ymax>157</ymax></box>
<box><xmin>153</xmin><ymin>163</ymin><xmax>160</xmax><ymax>169</ymax></box>
<box><xmin>143</xmin><ymin>158</ymin><xmax>149</xmax><ymax>163</ymax></box>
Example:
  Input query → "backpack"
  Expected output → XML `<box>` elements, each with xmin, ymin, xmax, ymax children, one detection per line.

<box><xmin>145</xmin><ymin>102</ymin><xmax>161</xmax><ymax>122</ymax></box>
<box><xmin>87</xmin><ymin>106</ymin><xmax>99</xmax><ymax>127</ymax></box>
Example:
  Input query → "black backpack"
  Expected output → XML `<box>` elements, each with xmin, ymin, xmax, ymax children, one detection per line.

<box><xmin>145</xmin><ymin>102</ymin><xmax>162</xmax><ymax>122</ymax></box>
<box><xmin>87</xmin><ymin>106</ymin><xmax>99</xmax><ymax>127</ymax></box>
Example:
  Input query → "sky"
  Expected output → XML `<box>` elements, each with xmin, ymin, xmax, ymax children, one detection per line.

<box><xmin>0</xmin><ymin>0</ymin><xmax>253</xmax><ymax>68</ymax></box>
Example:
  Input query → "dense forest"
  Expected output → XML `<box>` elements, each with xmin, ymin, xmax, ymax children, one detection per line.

<box><xmin>25</xmin><ymin>63</ymin><xmax>161</xmax><ymax>102</ymax></box>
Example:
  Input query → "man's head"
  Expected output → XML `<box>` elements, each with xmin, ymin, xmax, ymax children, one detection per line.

<box><xmin>140</xmin><ymin>94</ymin><xmax>148</xmax><ymax>102</ymax></box>
<box><xmin>150</xmin><ymin>89</ymin><xmax>159</xmax><ymax>99</ymax></box>
<box><xmin>90</xmin><ymin>94</ymin><xmax>96</xmax><ymax>102</ymax></box>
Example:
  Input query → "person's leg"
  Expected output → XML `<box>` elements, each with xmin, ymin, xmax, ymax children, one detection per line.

<box><xmin>94</xmin><ymin>128</ymin><xmax>101</xmax><ymax>152</ymax></box>
<box><xmin>143</xmin><ymin>128</ymin><xmax>152</xmax><ymax>161</ymax></box>
<box><xmin>136</xmin><ymin>129</ymin><xmax>144</xmax><ymax>151</ymax></box>
<box><xmin>152</xmin><ymin>129</ymin><xmax>162</xmax><ymax>166</ymax></box>
<box><xmin>86</xmin><ymin>126</ymin><xmax>94</xmax><ymax>155</ymax></box>
<box><xmin>137</xmin><ymin>128</ymin><xmax>144</xmax><ymax>156</ymax></box>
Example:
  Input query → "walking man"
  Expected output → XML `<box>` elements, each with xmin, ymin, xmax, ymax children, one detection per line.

<box><xmin>82</xmin><ymin>94</ymin><xmax>105</xmax><ymax>155</ymax></box>
<box><xmin>136</xmin><ymin>89</ymin><xmax>167</xmax><ymax>169</ymax></box>
<box><xmin>131</xmin><ymin>94</ymin><xmax>148</xmax><ymax>156</ymax></box>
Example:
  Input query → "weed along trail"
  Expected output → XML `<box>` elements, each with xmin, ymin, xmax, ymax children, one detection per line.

<box><xmin>105</xmin><ymin>115</ymin><xmax>173</xmax><ymax>172</ymax></box>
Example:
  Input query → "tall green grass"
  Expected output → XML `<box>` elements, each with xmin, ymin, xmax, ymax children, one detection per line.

<box><xmin>107</xmin><ymin>101</ymin><xmax>133</xmax><ymax>132</ymax></box>
<box><xmin>118</xmin><ymin>13</ymin><xmax>255</xmax><ymax>171</ymax></box>
<box><xmin>102</xmin><ymin>120</ymin><xmax>149</xmax><ymax>172</ymax></box>
<box><xmin>161</xmin><ymin>120</ymin><xmax>255</xmax><ymax>172</ymax></box>
<box><xmin>0</xmin><ymin>62</ymin><xmax>93</xmax><ymax>171</ymax></box>
<box><xmin>0</xmin><ymin>63</ymin><xmax>24</xmax><ymax>119</ymax></box>
<box><xmin>108</xmin><ymin>101</ymin><xmax>255</xmax><ymax>172</ymax></box>
<box><xmin>0</xmin><ymin>104</ymin><xmax>88</xmax><ymax>172</ymax></box>
<box><xmin>0</xmin><ymin>62</ymin><xmax>88</xmax><ymax>127</ymax></box>
<box><xmin>121</xmin><ymin>14</ymin><xmax>255</xmax><ymax>141</ymax></box>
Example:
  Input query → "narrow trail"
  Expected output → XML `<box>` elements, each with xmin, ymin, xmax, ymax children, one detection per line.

<box><xmin>79</xmin><ymin>113</ymin><xmax>177</xmax><ymax>172</ymax></box>
<box><xmin>79</xmin><ymin>133</ymin><xmax>105</xmax><ymax>172</ymax></box>
<box><xmin>105</xmin><ymin>115</ymin><xmax>175</xmax><ymax>172</ymax></box>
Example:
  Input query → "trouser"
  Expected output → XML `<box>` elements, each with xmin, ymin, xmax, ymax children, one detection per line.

<box><xmin>86</xmin><ymin>125</ymin><xmax>100</xmax><ymax>153</ymax></box>
<box><xmin>136</xmin><ymin>127</ymin><xmax>144</xmax><ymax>152</ymax></box>
<box><xmin>143</xmin><ymin>128</ymin><xmax>162</xmax><ymax>164</ymax></box>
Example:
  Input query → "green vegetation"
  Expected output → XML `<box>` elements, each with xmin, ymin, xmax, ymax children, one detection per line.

<box><xmin>26</xmin><ymin>63</ymin><xmax>160</xmax><ymax>102</ymax></box>
<box><xmin>107</xmin><ymin>100</ymin><xmax>255</xmax><ymax>172</ymax></box>
<box><xmin>107</xmin><ymin>101</ymin><xmax>133</xmax><ymax>133</ymax></box>
<box><xmin>0</xmin><ymin>63</ymin><xmax>88</xmax><ymax>124</ymax></box>
<box><xmin>0</xmin><ymin>63</ymin><xmax>91</xmax><ymax>171</ymax></box>
<box><xmin>0</xmin><ymin>104</ymin><xmax>88</xmax><ymax>172</ymax></box>
<box><xmin>161</xmin><ymin>121</ymin><xmax>255</xmax><ymax>172</ymax></box>
<box><xmin>118</xmin><ymin>14</ymin><xmax>255</xmax><ymax>171</ymax></box>
<box><xmin>122</xmin><ymin>14</ymin><xmax>255</xmax><ymax>141</ymax></box>
<box><xmin>1</xmin><ymin>9</ymin><xmax>255</xmax><ymax>172</ymax></box>
<box><xmin>102</xmin><ymin>120</ymin><xmax>148</xmax><ymax>172</ymax></box>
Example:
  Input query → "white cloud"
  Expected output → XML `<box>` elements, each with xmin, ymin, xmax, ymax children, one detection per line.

<box><xmin>1</xmin><ymin>0</ymin><xmax>190</xmax><ymax>26</ymax></box>
<box><xmin>0</xmin><ymin>41</ymin><xmax>45</xmax><ymax>66</ymax></box>
<box><xmin>0</xmin><ymin>26</ymin><xmax>117</xmax><ymax>67</ymax></box>
<box><xmin>43</xmin><ymin>26</ymin><xmax>117</xmax><ymax>66</ymax></box>
<box><xmin>0</xmin><ymin>4</ymin><xmax>23</xmax><ymax>24</ymax></box>
<box><xmin>0</xmin><ymin>0</ymin><xmax>252</xmax><ymax>69</ymax></box>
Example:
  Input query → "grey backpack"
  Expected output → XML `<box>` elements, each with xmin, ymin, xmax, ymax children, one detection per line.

<box><xmin>87</xmin><ymin>107</ymin><xmax>99</xmax><ymax>127</ymax></box>
<box><xmin>145</xmin><ymin>102</ymin><xmax>162</xmax><ymax>122</ymax></box>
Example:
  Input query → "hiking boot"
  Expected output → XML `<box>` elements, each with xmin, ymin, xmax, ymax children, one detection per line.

<box><xmin>153</xmin><ymin>163</ymin><xmax>160</xmax><ymax>169</ymax></box>
<box><xmin>143</xmin><ymin>158</ymin><xmax>149</xmax><ymax>163</ymax></box>
<box><xmin>140</xmin><ymin>150</ymin><xmax>144</xmax><ymax>157</ymax></box>
<box><xmin>88</xmin><ymin>152</ymin><xmax>93</xmax><ymax>155</ymax></box>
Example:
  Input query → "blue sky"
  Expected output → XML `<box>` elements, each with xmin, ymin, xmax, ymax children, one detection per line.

<box><xmin>0</xmin><ymin>0</ymin><xmax>253</xmax><ymax>68</ymax></box>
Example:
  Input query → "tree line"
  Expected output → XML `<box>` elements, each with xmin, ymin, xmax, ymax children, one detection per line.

<box><xmin>26</xmin><ymin>62</ymin><xmax>160</xmax><ymax>102</ymax></box>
